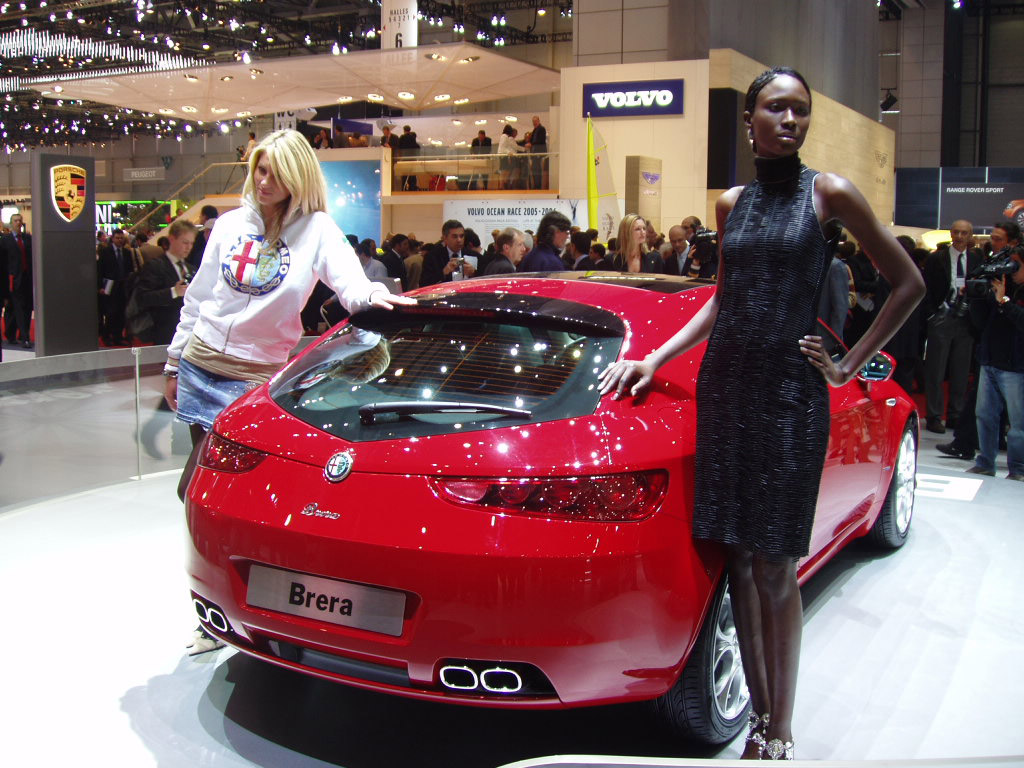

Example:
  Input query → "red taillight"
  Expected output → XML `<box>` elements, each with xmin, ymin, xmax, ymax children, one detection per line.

<box><xmin>431</xmin><ymin>471</ymin><xmax>668</xmax><ymax>522</ymax></box>
<box><xmin>198</xmin><ymin>432</ymin><xmax>267</xmax><ymax>473</ymax></box>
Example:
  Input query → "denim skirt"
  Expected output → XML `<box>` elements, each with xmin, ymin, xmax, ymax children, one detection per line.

<box><xmin>176</xmin><ymin>358</ymin><xmax>260</xmax><ymax>430</ymax></box>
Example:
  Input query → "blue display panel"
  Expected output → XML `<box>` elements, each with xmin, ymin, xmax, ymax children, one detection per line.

<box><xmin>320</xmin><ymin>159</ymin><xmax>382</xmax><ymax>244</ymax></box>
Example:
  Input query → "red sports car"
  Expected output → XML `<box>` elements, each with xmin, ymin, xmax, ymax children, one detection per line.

<box><xmin>186</xmin><ymin>273</ymin><xmax>917</xmax><ymax>744</ymax></box>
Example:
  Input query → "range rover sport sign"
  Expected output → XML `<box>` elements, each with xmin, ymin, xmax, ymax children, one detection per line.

<box><xmin>583</xmin><ymin>79</ymin><xmax>684</xmax><ymax>118</ymax></box>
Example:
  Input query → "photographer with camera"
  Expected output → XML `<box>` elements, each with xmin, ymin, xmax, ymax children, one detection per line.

<box><xmin>965</xmin><ymin>221</ymin><xmax>1024</xmax><ymax>481</ymax></box>
<box><xmin>922</xmin><ymin>219</ymin><xmax>983</xmax><ymax>434</ymax></box>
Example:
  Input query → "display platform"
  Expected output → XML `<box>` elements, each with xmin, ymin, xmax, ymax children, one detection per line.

<box><xmin>0</xmin><ymin>365</ymin><xmax>1022</xmax><ymax>767</ymax></box>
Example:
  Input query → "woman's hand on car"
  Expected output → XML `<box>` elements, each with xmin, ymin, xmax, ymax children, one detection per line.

<box><xmin>598</xmin><ymin>358</ymin><xmax>656</xmax><ymax>399</ymax></box>
<box><xmin>370</xmin><ymin>291</ymin><xmax>417</xmax><ymax>309</ymax></box>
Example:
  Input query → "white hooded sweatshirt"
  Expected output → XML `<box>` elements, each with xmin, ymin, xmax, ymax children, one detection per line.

<box><xmin>167</xmin><ymin>201</ymin><xmax>387</xmax><ymax>367</ymax></box>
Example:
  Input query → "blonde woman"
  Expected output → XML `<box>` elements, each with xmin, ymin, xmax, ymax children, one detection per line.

<box><xmin>612</xmin><ymin>213</ymin><xmax>663</xmax><ymax>273</ymax></box>
<box><xmin>164</xmin><ymin>127</ymin><xmax>413</xmax><ymax>543</ymax></box>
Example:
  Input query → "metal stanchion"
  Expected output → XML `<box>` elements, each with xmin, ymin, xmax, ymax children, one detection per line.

<box><xmin>132</xmin><ymin>346</ymin><xmax>142</xmax><ymax>480</ymax></box>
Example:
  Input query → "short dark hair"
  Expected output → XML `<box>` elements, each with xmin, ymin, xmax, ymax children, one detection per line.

<box><xmin>442</xmin><ymin>219</ymin><xmax>464</xmax><ymax>236</ymax></box>
<box><xmin>993</xmin><ymin>220</ymin><xmax>1022</xmax><ymax>244</ymax></box>
<box><xmin>346</xmin><ymin>233</ymin><xmax>359</xmax><ymax>248</ymax></box>
<box><xmin>463</xmin><ymin>228</ymin><xmax>481</xmax><ymax>250</ymax></box>
<box><xmin>536</xmin><ymin>210</ymin><xmax>572</xmax><ymax>249</ymax></box>
<box><xmin>356</xmin><ymin>239</ymin><xmax>376</xmax><ymax>259</ymax></box>
<box><xmin>744</xmin><ymin>67</ymin><xmax>812</xmax><ymax>116</ymax></box>
<box><xmin>200</xmin><ymin>205</ymin><xmax>218</xmax><ymax>220</ymax></box>
<box><xmin>745</xmin><ymin>67</ymin><xmax>812</xmax><ymax>119</ymax></box>
<box><xmin>390</xmin><ymin>233</ymin><xmax>408</xmax><ymax>249</ymax></box>
<box><xmin>590</xmin><ymin>243</ymin><xmax>606</xmax><ymax>258</ymax></box>
<box><xmin>570</xmin><ymin>231</ymin><xmax>591</xmax><ymax>255</ymax></box>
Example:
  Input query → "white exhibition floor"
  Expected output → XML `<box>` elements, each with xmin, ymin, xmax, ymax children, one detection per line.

<box><xmin>1</xmin><ymin>446</ymin><xmax>1023</xmax><ymax>767</ymax></box>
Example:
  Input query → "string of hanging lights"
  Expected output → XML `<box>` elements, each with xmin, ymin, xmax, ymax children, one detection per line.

<box><xmin>0</xmin><ymin>0</ymin><xmax>572</xmax><ymax>151</ymax></box>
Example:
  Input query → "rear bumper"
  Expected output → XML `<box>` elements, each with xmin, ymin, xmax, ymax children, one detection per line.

<box><xmin>186</xmin><ymin>459</ymin><xmax>719</xmax><ymax>707</ymax></box>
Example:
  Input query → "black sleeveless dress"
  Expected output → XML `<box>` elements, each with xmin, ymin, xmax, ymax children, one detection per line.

<box><xmin>692</xmin><ymin>154</ymin><xmax>831</xmax><ymax>559</ymax></box>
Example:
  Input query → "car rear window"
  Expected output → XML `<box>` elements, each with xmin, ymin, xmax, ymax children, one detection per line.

<box><xmin>268</xmin><ymin>313</ymin><xmax>623</xmax><ymax>441</ymax></box>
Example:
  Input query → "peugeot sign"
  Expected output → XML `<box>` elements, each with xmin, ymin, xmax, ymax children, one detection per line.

<box><xmin>583</xmin><ymin>79</ymin><xmax>684</xmax><ymax>118</ymax></box>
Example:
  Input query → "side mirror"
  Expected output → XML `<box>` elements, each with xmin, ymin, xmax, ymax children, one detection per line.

<box><xmin>857</xmin><ymin>351</ymin><xmax>895</xmax><ymax>383</ymax></box>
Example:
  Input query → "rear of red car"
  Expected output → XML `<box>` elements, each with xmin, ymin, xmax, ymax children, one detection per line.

<box><xmin>186</xmin><ymin>280</ymin><xmax>722</xmax><ymax>708</ymax></box>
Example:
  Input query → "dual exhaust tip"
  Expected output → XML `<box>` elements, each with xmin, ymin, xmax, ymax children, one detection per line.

<box><xmin>439</xmin><ymin>663</ymin><xmax>524</xmax><ymax>694</ymax></box>
<box><xmin>193</xmin><ymin>597</ymin><xmax>229</xmax><ymax>634</ymax></box>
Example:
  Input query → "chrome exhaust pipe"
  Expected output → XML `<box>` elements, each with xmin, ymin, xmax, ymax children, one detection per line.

<box><xmin>193</xmin><ymin>598</ymin><xmax>230</xmax><ymax>633</ymax></box>
<box><xmin>439</xmin><ymin>665</ymin><xmax>479</xmax><ymax>690</ymax></box>
<box><xmin>206</xmin><ymin>607</ymin><xmax>230</xmax><ymax>633</ymax></box>
<box><xmin>480</xmin><ymin>667</ymin><xmax>523</xmax><ymax>693</ymax></box>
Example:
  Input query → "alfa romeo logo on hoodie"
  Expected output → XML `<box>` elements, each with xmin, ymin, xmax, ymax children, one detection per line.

<box><xmin>222</xmin><ymin>234</ymin><xmax>291</xmax><ymax>296</ymax></box>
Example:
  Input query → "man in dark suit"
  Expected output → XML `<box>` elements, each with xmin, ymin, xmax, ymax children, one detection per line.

<box><xmin>97</xmin><ymin>229</ymin><xmax>142</xmax><ymax>345</ymax></box>
<box><xmin>397</xmin><ymin>125</ymin><xmax>420</xmax><ymax>190</ymax></box>
<box><xmin>921</xmin><ymin>219</ymin><xmax>983</xmax><ymax>433</ymax></box>
<box><xmin>470</xmin><ymin>130</ymin><xmax>492</xmax><ymax>190</ymax></box>
<box><xmin>379</xmin><ymin>125</ymin><xmax>399</xmax><ymax>149</ymax></box>
<box><xmin>134</xmin><ymin>219</ymin><xmax>197</xmax><ymax>345</ymax></box>
<box><xmin>420</xmin><ymin>219</ymin><xmax>475</xmax><ymax>287</ymax></box>
<box><xmin>3</xmin><ymin>213</ymin><xmax>33</xmax><ymax>347</ymax></box>
<box><xmin>527</xmin><ymin>116</ymin><xmax>547</xmax><ymax>189</ymax></box>
<box><xmin>186</xmin><ymin>205</ymin><xmax>219</xmax><ymax>271</ymax></box>
<box><xmin>378</xmin><ymin>233</ymin><xmax>410</xmax><ymax>291</ymax></box>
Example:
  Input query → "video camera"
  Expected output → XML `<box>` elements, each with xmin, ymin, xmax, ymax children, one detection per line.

<box><xmin>692</xmin><ymin>227</ymin><xmax>718</xmax><ymax>245</ymax></box>
<box><xmin>965</xmin><ymin>247</ymin><xmax>1022</xmax><ymax>299</ymax></box>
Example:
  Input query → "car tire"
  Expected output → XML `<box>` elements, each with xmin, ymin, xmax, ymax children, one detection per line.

<box><xmin>650</xmin><ymin>576</ymin><xmax>750</xmax><ymax>744</ymax></box>
<box><xmin>868</xmin><ymin>420</ymin><xmax>917</xmax><ymax>549</ymax></box>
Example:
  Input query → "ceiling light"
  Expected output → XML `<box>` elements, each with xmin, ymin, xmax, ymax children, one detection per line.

<box><xmin>367</xmin><ymin>93</ymin><xmax>384</xmax><ymax>102</ymax></box>
<box><xmin>454</xmin><ymin>141</ymin><xmax>467</xmax><ymax>146</ymax></box>
<box><xmin>504</xmin><ymin>115</ymin><xmax>518</xmax><ymax>122</ymax></box>
<box><xmin>337</xmin><ymin>96</ymin><xmax>352</xmax><ymax>103</ymax></box>
<box><xmin>332</xmin><ymin>42</ymin><xmax>341</xmax><ymax>55</ymax></box>
<box><xmin>475</xmin><ymin>119</ymin><xmax>487</xmax><ymax>125</ymax></box>
<box><xmin>158</xmin><ymin>108</ymin><xmax>174</xmax><ymax>114</ymax></box>
<box><xmin>454</xmin><ymin>98</ymin><xmax>470</xmax><ymax>105</ymax></box>
<box><xmin>451</xmin><ymin>119</ymin><xmax>462</xmax><ymax>125</ymax></box>
<box><xmin>434</xmin><ymin>94</ymin><xmax>451</xmax><ymax>102</ymax></box>
<box><xmin>220</xmin><ymin>75</ymin><xmax>233</xmax><ymax>82</ymax></box>
<box><xmin>219</xmin><ymin>123</ymin><xmax>229</xmax><ymax>133</ymax></box>
<box><xmin>181</xmin><ymin>105</ymin><xmax>197</xmax><ymax>113</ymax></box>
<box><xmin>183</xmin><ymin>74</ymin><xmax>199</xmax><ymax>82</ymax></box>
<box><xmin>538</xmin><ymin>7</ymin><xmax>547</xmax><ymax>15</ymax></box>
<box><xmin>53</xmin><ymin>85</ymin><xmax>63</xmax><ymax>93</ymax></box>
<box><xmin>211</xmin><ymin>107</ymin><xmax>228</xmax><ymax>114</ymax></box>
<box><xmin>397</xmin><ymin>91</ymin><xmax>415</xmax><ymax>100</ymax></box>
<box><xmin>236</xmin><ymin>110</ymin><xmax>252</xmax><ymax>117</ymax></box>
<box><xmin>426</xmin><ymin>53</ymin><xmax>447</xmax><ymax>62</ymax></box>
<box><xmin>458</xmin><ymin>56</ymin><xmax>479</xmax><ymax>64</ymax></box>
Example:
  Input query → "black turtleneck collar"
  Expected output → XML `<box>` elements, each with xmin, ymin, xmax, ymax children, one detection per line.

<box><xmin>754</xmin><ymin>153</ymin><xmax>802</xmax><ymax>184</ymax></box>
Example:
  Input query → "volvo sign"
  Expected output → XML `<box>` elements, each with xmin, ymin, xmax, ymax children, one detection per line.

<box><xmin>583</xmin><ymin>79</ymin><xmax>685</xmax><ymax>118</ymax></box>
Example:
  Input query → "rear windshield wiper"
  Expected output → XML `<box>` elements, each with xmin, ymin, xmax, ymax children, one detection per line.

<box><xmin>359</xmin><ymin>401</ymin><xmax>532</xmax><ymax>425</ymax></box>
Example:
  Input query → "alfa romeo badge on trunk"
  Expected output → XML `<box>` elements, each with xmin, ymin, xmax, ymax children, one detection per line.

<box><xmin>324</xmin><ymin>451</ymin><xmax>354</xmax><ymax>482</ymax></box>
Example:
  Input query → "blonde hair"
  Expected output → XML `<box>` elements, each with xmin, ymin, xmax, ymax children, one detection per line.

<box><xmin>242</xmin><ymin>129</ymin><xmax>327</xmax><ymax>243</ymax></box>
<box><xmin>616</xmin><ymin>213</ymin><xmax>649</xmax><ymax>263</ymax></box>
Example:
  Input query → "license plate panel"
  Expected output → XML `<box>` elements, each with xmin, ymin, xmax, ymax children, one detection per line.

<box><xmin>247</xmin><ymin>564</ymin><xmax>406</xmax><ymax>637</ymax></box>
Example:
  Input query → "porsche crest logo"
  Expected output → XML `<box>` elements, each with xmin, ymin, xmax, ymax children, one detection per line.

<box><xmin>50</xmin><ymin>164</ymin><xmax>87</xmax><ymax>223</ymax></box>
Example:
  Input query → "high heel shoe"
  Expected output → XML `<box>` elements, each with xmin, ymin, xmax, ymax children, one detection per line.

<box><xmin>764</xmin><ymin>737</ymin><xmax>794</xmax><ymax>760</ymax></box>
<box><xmin>743</xmin><ymin>711</ymin><xmax>769</xmax><ymax>758</ymax></box>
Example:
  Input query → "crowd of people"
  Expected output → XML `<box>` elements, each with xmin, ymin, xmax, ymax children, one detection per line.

<box><xmin>308</xmin><ymin>118</ymin><xmax>550</xmax><ymax>191</ymax></box>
